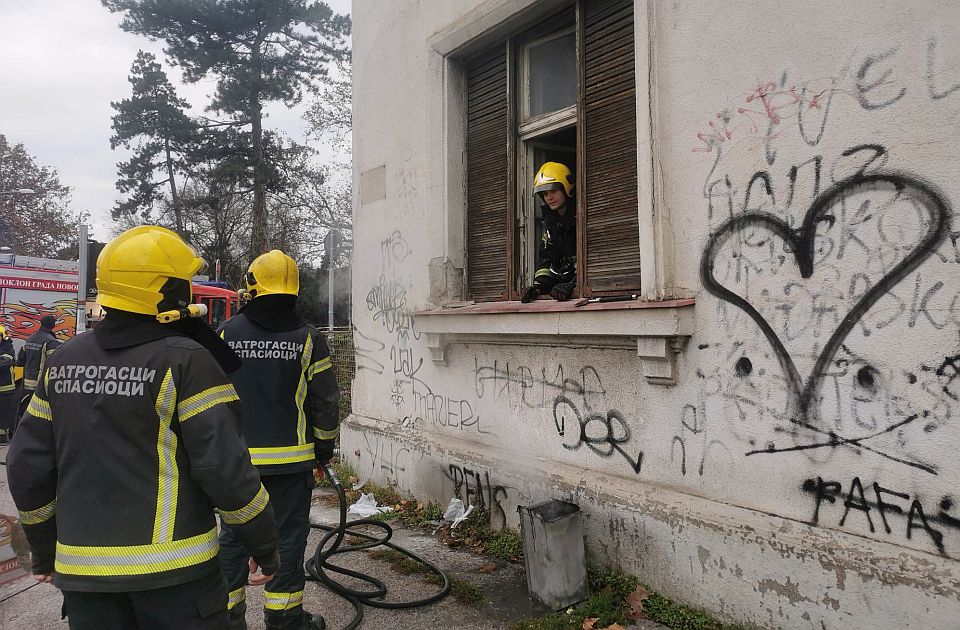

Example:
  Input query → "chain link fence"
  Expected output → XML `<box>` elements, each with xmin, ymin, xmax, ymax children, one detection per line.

<box><xmin>324</xmin><ymin>326</ymin><xmax>355</xmax><ymax>421</ymax></box>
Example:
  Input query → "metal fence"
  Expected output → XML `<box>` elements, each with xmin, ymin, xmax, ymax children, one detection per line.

<box><xmin>324</xmin><ymin>326</ymin><xmax>355</xmax><ymax>421</ymax></box>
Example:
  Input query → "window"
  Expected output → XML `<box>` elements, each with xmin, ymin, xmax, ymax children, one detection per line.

<box><xmin>464</xmin><ymin>0</ymin><xmax>641</xmax><ymax>302</ymax></box>
<box><xmin>206</xmin><ymin>298</ymin><xmax>227</xmax><ymax>329</ymax></box>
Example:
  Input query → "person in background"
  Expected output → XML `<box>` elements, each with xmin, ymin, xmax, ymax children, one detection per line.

<box><xmin>0</xmin><ymin>325</ymin><xmax>16</xmax><ymax>443</ymax></box>
<box><xmin>14</xmin><ymin>314</ymin><xmax>62</xmax><ymax>430</ymax></box>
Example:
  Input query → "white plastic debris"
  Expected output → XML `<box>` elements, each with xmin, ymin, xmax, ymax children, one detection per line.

<box><xmin>442</xmin><ymin>497</ymin><xmax>474</xmax><ymax>529</ymax></box>
<box><xmin>346</xmin><ymin>492</ymin><xmax>394</xmax><ymax>518</ymax></box>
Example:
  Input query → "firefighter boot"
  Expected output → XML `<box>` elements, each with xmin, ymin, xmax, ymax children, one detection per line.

<box><xmin>227</xmin><ymin>601</ymin><xmax>248</xmax><ymax>630</ymax></box>
<box><xmin>264</xmin><ymin>611</ymin><xmax>324</xmax><ymax>630</ymax></box>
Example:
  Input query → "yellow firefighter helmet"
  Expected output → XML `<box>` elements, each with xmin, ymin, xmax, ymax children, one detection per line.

<box><xmin>0</xmin><ymin>325</ymin><xmax>7</xmax><ymax>340</ymax></box>
<box><xmin>96</xmin><ymin>226</ymin><xmax>206</xmax><ymax>316</ymax></box>
<box><xmin>240</xmin><ymin>249</ymin><xmax>299</xmax><ymax>300</ymax></box>
<box><xmin>533</xmin><ymin>162</ymin><xmax>574</xmax><ymax>197</ymax></box>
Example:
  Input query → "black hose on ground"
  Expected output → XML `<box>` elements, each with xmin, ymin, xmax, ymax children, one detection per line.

<box><xmin>304</xmin><ymin>464</ymin><xmax>451</xmax><ymax>630</ymax></box>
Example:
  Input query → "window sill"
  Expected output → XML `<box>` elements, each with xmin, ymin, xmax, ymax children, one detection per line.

<box><xmin>414</xmin><ymin>298</ymin><xmax>695</xmax><ymax>385</ymax></box>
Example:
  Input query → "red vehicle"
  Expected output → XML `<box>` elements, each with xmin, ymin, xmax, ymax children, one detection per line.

<box><xmin>192</xmin><ymin>282</ymin><xmax>239</xmax><ymax>328</ymax></box>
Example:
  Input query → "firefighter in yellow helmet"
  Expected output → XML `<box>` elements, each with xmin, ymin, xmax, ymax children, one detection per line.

<box><xmin>8</xmin><ymin>226</ymin><xmax>279</xmax><ymax>630</ymax></box>
<box><xmin>0</xmin><ymin>324</ymin><xmax>16</xmax><ymax>443</ymax></box>
<box><xmin>218</xmin><ymin>250</ymin><xmax>340</xmax><ymax>630</ymax></box>
<box><xmin>521</xmin><ymin>162</ymin><xmax>577</xmax><ymax>303</ymax></box>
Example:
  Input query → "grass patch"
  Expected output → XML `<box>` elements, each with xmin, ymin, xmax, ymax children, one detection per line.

<box><xmin>485</xmin><ymin>528</ymin><xmax>524</xmax><ymax>561</ymax></box>
<box><xmin>369</xmin><ymin>549</ymin><xmax>484</xmax><ymax>607</ymax></box>
<box><xmin>450</xmin><ymin>578</ymin><xmax>485</xmax><ymax>607</ymax></box>
<box><xmin>511</xmin><ymin>569</ymin><xmax>742</xmax><ymax>630</ymax></box>
<box><xmin>434</xmin><ymin>506</ymin><xmax>524</xmax><ymax>563</ymax></box>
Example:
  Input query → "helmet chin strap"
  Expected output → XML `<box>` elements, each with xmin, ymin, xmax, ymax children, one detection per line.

<box><xmin>237</xmin><ymin>288</ymin><xmax>255</xmax><ymax>301</ymax></box>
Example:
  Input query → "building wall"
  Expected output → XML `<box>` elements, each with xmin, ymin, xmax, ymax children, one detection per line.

<box><xmin>348</xmin><ymin>0</ymin><xmax>960</xmax><ymax>627</ymax></box>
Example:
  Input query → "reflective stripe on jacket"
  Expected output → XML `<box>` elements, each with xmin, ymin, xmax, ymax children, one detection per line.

<box><xmin>7</xmin><ymin>331</ymin><xmax>278</xmax><ymax>592</ymax></box>
<box><xmin>219</xmin><ymin>314</ymin><xmax>340</xmax><ymax>475</ymax></box>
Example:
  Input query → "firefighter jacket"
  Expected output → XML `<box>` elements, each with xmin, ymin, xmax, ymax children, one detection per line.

<box><xmin>7</xmin><ymin>313</ymin><xmax>279</xmax><ymax>593</ymax></box>
<box><xmin>0</xmin><ymin>337</ymin><xmax>15</xmax><ymax>394</ymax></box>
<box><xmin>16</xmin><ymin>329</ymin><xmax>61</xmax><ymax>391</ymax></box>
<box><xmin>218</xmin><ymin>304</ymin><xmax>340</xmax><ymax>476</ymax></box>
<box><xmin>535</xmin><ymin>199</ymin><xmax>577</xmax><ymax>284</ymax></box>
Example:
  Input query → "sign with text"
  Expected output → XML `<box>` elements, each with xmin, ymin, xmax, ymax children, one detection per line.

<box><xmin>0</xmin><ymin>275</ymin><xmax>79</xmax><ymax>293</ymax></box>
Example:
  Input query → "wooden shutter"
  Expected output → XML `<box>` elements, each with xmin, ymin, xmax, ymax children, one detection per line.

<box><xmin>466</xmin><ymin>45</ymin><xmax>511</xmax><ymax>302</ymax></box>
<box><xmin>580</xmin><ymin>0</ymin><xmax>641</xmax><ymax>293</ymax></box>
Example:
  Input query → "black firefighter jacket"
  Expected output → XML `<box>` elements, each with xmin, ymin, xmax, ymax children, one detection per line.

<box><xmin>7</xmin><ymin>321</ymin><xmax>279</xmax><ymax>592</ymax></box>
<box><xmin>535</xmin><ymin>200</ymin><xmax>577</xmax><ymax>283</ymax></box>
<box><xmin>218</xmin><ymin>309</ymin><xmax>340</xmax><ymax>476</ymax></box>
<box><xmin>16</xmin><ymin>329</ymin><xmax>61</xmax><ymax>391</ymax></box>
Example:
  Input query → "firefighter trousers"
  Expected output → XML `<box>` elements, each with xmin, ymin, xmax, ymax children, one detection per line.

<box><xmin>61</xmin><ymin>573</ymin><xmax>229</xmax><ymax>630</ymax></box>
<box><xmin>220</xmin><ymin>471</ymin><xmax>314</xmax><ymax>630</ymax></box>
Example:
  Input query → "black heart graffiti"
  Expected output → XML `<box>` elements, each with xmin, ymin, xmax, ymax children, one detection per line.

<box><xmin>700</xmin><ymin>172</ymin><xmax>951</xmax><ymax>472</ymax></box>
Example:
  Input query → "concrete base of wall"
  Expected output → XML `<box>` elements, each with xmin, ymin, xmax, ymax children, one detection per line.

<box><xmin>341</xmin><ymin>415</ymin><xmax>960</xmax><ymax>629</ymax></box>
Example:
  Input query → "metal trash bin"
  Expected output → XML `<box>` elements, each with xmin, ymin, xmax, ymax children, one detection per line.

<box><xmin>518</xmin><ymin>499</ymin><xmax>589</xmax><ymax>610</ymax></box>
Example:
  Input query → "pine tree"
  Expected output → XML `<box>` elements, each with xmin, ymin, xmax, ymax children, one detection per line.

<box><xmin>110</xmin><ymin>50</ymin><xmax>196</xmax><ymax>233</ymax></box>
<box><xmin>101</xmin><ymin>0</ymin><xmax>351</xmax><ymax>254</ymax></box>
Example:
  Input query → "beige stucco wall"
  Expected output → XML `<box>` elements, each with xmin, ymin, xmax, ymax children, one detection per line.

<box><xmin>347</xmin><ymin>0</ymin><xmax>960</xmax><ymax>627</ymax></box>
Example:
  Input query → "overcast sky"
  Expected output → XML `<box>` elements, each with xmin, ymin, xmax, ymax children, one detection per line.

<box><xmin>0</xmin><ymin>0</ymin><xmax>351</xmax><ymax>242</ymax></box>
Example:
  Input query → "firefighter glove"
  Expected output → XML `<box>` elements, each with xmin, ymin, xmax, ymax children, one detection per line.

<box><xmin>550</xmin><ymin>282</ymin><xmax>575</xmax><ymax>301</ymax></box>
<box><xmin>316</xmin><ymin>442</ymin><xmax>335</xmax><ymax>467</ymax></box>
<box><xmin>521</xmin><ymin>286</ymin><xmax>540</xmax><ymax>303</ymax></box>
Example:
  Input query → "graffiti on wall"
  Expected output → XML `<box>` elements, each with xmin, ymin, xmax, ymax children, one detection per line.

<box><xmin>701</xmin><ymin>170</ymin><xmax>950</xmax><ymax>472</ymax></box>
<box><xmin>694</xmin><ymin>41</ymin><xmax>960</xmax><ymax>556</ymax></box>
<box><xmin>443</xmin><ymin>462</ymin><xmax>509</xmax><ymax>530</ymax></box>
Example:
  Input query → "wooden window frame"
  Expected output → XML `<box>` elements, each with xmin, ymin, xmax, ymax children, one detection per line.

<box><xmin>463</xmin><ymin>0</ymin><xmax>643</xmax><ymax>303</ymax></box>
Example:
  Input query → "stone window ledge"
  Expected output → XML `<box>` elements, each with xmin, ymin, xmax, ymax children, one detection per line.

<box><xmin>414</xmin><ymin>298</ymin><xmax>695</xmax><ymax>385</ymax></box>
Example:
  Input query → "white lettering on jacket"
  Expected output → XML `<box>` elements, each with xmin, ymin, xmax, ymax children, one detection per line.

<box><xmin>47</xmin><ymin>364</ymin><xmax>156</xmax><ymax>398</ymax></box>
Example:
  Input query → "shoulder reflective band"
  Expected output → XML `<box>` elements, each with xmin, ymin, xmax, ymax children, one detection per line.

<box><xmin>19</xmin><ymin>498</ymin><xmax>56</xmax><ymax>525</ymax></box>
<box><xmin>55</xmin><ymin>527</ymin><xmax>219</xmax><ymax>577</ymax></box>
<box><xmin>264</xmin><ymin>590</ymin><xmax>304</xmax><ymax>611</ymax></box>
<box><xmin>218</xmin><ymin>484</ymin><xmax>270</xmax><ymax>525</ymax></box>
<box><xmin>248</xmin><ymin>443</ymin><xmax>315</xmax><ymax>466</ymax></box>
<box><xmin>313</xmin><ymin>426</ymin><xmax>339</xmax><ymax>440</ymax></box>
<box><xmin>228</xmin><ymin>586</ymin><xmax>246</xmax><ymax>610</ymax></box>
<box><xmin>153</xmin><ymin>369</ymin><xmax>179</xmax><ymax>544</ymax></box>
<box><xmin>178</xmin><ymin>384</ymin><xmax>239</xmax><ymax>423</ymax></box>
<box><xmin>27</xmin><ymin>394</ymin><xmax>52</xmax><ymax>421</ymax></box>
<box><xmin>295</xmin><ymin>335</ymin><xmax>314</xmax><ymax>445</ymax></box>
<box><xmin>306</xmin><ymin>357</ymin><xmax>331</xmax><ymax>380</ymax></box>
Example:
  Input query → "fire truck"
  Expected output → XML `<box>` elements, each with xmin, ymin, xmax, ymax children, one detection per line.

<box><xmin>0</xmin><ymin>252</ymin><xmax>80</xmax><ymax>353</ymax></box>
<box><xmin>191</xmin><ymin>281</ymin><xmax>240</xmax><ymax>328</ymax></box>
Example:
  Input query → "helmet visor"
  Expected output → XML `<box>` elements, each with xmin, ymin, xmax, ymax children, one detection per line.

<box><xmin>534</xmin><ymin>182</ymin><xmax>564</xmax><ymax>195</ymax></box>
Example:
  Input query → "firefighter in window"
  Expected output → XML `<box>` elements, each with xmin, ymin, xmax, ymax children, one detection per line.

<box><xmin>7</xmin><ymin>226</ymin><xmax>279</xmax><ymax>630</ymax></box>
<box><xmin>521</xmin><ymin>162</ymin><xmax>577</xmax><ymax>303</ymax></box>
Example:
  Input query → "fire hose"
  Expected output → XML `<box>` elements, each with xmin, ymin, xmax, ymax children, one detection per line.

<box><xmin>304</xmin><ymin>463</ymin><xmax>451</xmax><ymax>629</ymax></box>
